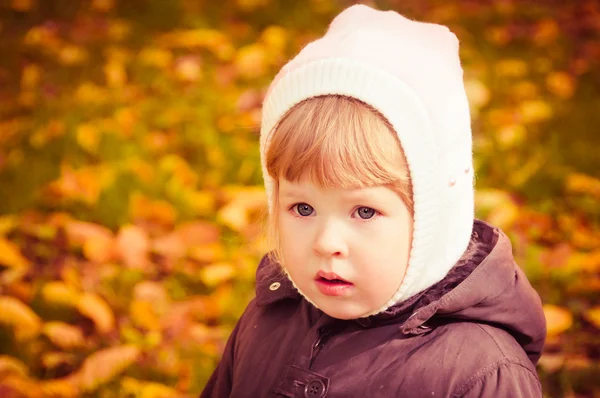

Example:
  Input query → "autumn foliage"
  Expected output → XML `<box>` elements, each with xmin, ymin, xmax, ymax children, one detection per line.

<box><xmin>0</xmin><ymin>0</ymin><xmax>598</xmax><ymax>397</ymax></box>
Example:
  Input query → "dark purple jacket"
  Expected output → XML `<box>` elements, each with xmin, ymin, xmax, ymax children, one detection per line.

<box><xmin>202</xmin><ymin>220</ymin><xmax>546</xmax><ymax>397</ymax></box>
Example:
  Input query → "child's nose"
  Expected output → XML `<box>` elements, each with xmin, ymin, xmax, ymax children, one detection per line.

<box><xmin>312</xmin><ymin>220</ymin><xmax>349</xmax><ymax>258</ymax></box>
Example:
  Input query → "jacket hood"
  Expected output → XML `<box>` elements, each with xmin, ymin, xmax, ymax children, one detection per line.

<box><xmin>255</xmin><ymin>219</ymin><xmax>546</xmax><ymax>366</ymax></box>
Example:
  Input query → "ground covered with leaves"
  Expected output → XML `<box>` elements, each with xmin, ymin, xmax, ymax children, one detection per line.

<box><xmin>0</xmin><ymin>0</ymin><xmax>598</xmax><ymax>397</ymax></box>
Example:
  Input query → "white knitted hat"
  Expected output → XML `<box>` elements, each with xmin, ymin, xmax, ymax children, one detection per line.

<box><xmin>260</xmin><ymin>4</ymin><xmax>474</xmax><ymax>316</ymax></box>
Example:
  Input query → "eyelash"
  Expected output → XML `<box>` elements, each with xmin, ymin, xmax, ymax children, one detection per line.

<box><xmin>288</xmin><ymin>203</ymin><xmax>381</xmax><ymax>222</ymax></box>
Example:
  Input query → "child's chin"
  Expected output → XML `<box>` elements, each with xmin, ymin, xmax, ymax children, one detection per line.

<box><xmin>318</xmin><ymin>301</ymin><xmax>371</xmax><ymax>320</ymax></box>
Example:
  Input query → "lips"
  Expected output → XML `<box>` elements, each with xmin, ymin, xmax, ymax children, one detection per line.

<box><xmin>316</xmin><ymin>271</ymin><xmax>351</xmax><ymax>283</ymax></box>
<box><xmin>315</xmin><ymin>271</ymin><xmax>353</xmax><ymax>296</ymax></box>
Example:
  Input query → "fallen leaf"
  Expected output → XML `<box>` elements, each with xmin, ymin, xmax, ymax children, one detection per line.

<box><xmin>77</xmin><ymin>293</ymin><xmax>115</xmax><ymax>334</ymax></box>
<box><xmin>41</xmin><ymin>281</ymin><xmax>80</xmax><ymax>308</ymax></box>
<box><xmin>72</xmin><ymin>345</ymin><xmax>140</xmax><ymax>392</ymax></box>
<box><xmin>116</xmin><ymin>225</ymin><xmax>150</xmax><ymax>270</ymax></box>
<box><xmin>0</xmin><ymin>238</ymin><xmax>29</xmax><ymax>269</ymax></box>
<box><xmin>199</xmin><ymin>263</ymin><xmax>236</xmax><ymax>287</ymax></box>
<box><xmin>543</xmin><ymin>304</ymin><xmax>573</xmax><ymax>337</ymax></box>
<box><xmin>0</xmin><ymin>295</ymin><xmax>42</xmax><ymax>341</ymax></box>
<box><xmin>0</xmin><ymin>355</ymin><xmax>29</xmax><ymax>377</ymax></box>
<box><xmin>43</xmin><ymin>322</ymin><xmax>85</xmax><ymax>349</ymax></box>
<box><xmin>584</xmin><ymin>306</ymin><xmax>600</xmax><ymax>329</ymax></box>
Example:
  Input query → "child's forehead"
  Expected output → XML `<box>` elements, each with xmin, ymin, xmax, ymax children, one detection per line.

<box><xmin>278</xmin><ymin>176</ymin><xmax>389</xmax><ymax>198</ymax></box>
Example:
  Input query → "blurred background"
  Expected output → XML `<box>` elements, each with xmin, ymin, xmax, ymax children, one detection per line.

<box><xmin>0</xmin><ymin>0</ymin><xmax>598</xmax><ymax>396</ymax></box>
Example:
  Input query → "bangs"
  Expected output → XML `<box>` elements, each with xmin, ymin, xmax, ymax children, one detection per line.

<box><xmin>266</xmin><ymin>95</ymin><xmax>412</xmax><ymax>205</ymax></box>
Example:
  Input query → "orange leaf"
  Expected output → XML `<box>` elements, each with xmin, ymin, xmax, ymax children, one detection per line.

<box><xmin>0</xmin><ymin>238</ymin><xmax>29</xmax><ymax>269</ymax></box>
<box><xmin>584</xmin><ymin>306</ymin><xmax>600</xmax><ymax>329</ymax></box>
<box><xmin>543</xmin><ymin>304</ymin><xmax>573</xmax><ymax>337</ymax></box>
<box><xmin>199</xmin><ymin>263</ymin><xmax>236</xmax><ymax>287</ymax></box>
<box><xmin>41</xmin><ymin>352</ymin><xmax>77</xmax><ymax>371</ymax></box>
<box><xmin>41</xmin><ymin>281</ymin><xmax>80</xmax><ymax>308</ymax></box>
<box><xmin>65</xmin><ymin>220</ymin><xmax>113</xmax><ymax>246</ymax></box>
<box><xmin>76</xmin><ymin>293</ymin><xmax>115</xmax><ymax>334</ymax></box>
<box><xmin>42</xmin><ymin>322</ymin><xmax>85</xmax><ymax>349</ymax></box>
<box><xmin>130</xmin><ymin>300</ymin><xmax>161</xmax><ymax>331</ymax></box>
<box><xmin>0</xmin><ymin>355</ymin><xmax>29</xmax><ymax>377</ymax></box>
<box><xmin>116</xmin><ymin>225</ymin><xmax>150</xmax><ymax>270</ymax></box>
<box><xmin>40</xmin><ymin>377</ymin><xmax>78</xmax><ymax>398</ymax></box>
<box><xmin>0</xmin><ymin>295</ymin><xmax>42</xmax><ymax>341</ymax></box>
<box><xmin>73</xmin><ymin>345</ymin><xmax>140</xmax><ymax>392</ymax></box>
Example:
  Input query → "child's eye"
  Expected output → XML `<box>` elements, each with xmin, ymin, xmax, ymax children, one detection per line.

<box><xmin>293</xmin><ymin>203</ymin><xmax>314</xmax><ymax>217</ymax></box>
<box><xmin>353</xmin><ymin>206</ymin><xmax>377</xmax><ymax>220</ymax></box>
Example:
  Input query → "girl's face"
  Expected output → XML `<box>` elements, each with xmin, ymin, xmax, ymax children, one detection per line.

<box><xmin>277</xmin><ymin>176</ymin><xmax>413</xmax><ymax>319</ymax></box>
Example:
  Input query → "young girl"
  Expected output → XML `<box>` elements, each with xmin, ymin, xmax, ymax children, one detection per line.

<box><xmin>202</xmin><ymin>5</ymin><xmax>546</xmax><ymax>397</ymax></box>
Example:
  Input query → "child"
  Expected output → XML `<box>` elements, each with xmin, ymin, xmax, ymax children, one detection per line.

<box><xmin>202</xmin><ymin>4</ymin><xmax>546</xmax><ymax>397</ymax></box>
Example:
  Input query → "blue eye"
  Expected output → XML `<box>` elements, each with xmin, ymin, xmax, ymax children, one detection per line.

<box><xmin>294</xmin><ymin>203</ymin><xmax>314</xmax><ymax>217</ymax></box>
<box><xmin>355</xmin><ymin>207</ymin><xmax>376</xmax><ymax>219</ymax></box>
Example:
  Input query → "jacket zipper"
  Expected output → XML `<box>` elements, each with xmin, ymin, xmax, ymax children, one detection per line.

<box><xmin>309</xmin><ymin>327</ymin><xmax>333</xmax><ymax>370</ymax></box>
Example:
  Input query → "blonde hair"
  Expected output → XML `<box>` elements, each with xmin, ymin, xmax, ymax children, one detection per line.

<box><xmin>265</xmin><ymin>95</ymin><xmax>413</xmax><ymax>265</ymax></box>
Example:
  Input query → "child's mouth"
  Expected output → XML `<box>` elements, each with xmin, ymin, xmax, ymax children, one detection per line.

<box><xmin>315</xmin><ymin>272</ymin><xmax>353</xmax><ymax>296</ymax></box>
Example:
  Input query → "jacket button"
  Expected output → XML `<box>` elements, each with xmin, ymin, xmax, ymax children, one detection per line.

<box><xmin>269</xmin><ymin>282</ymin><xmax>281</xmax><ymax>291</ymax></box>
<box><xmin>304</xmin><ymin>379</ymin><xmax>326</xmax><ymax>397</ymax></box>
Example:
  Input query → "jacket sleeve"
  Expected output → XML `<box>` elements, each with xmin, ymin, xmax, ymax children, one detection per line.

<box><xmin>201</xmin><ymin>299</ymin><xmax>257</xmax><ymax>398</ymax></box>
<box><xmin>456</xmin><ymin>360</ymin><xmax>542</xmax><ymax>398</ymax></box>
<box><xmin>200</xmin><ymin>318</ymin><xmax>241</xmax><ymax>398</ymax></box>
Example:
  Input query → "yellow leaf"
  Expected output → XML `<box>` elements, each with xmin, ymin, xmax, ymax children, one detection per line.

<box><xmin>43</xmin><ymin>322</ymin><xmax>85</xmax><ymax>349</ymax></box>
<box><xmin>83</xmin><ymin>234</ymin><xmax>116</xmax><ymax>263</ymax></box>
<box><xmin>121</xmin><ymin>377</ymin><xmax>180</xmax><ymax>398</ymax></box>
<box><xmin>584</xmin><ymin>306</ymin><xmax>600</xmax><ymax>329</ymax></box>
<box><xmin>74</xmin><ymin>82</ymin><xmax>109</xmax><ymax>105</ymax></box>
<box><xmin>235</xmin><ymin>44</ymin><xmax>268</xmax><ymax>79</ymax></box>
<box><xmin>496</xmin><ymin>124</ymin><xmax>526</xmax><ymax>149</ymax></box>
<box><xmin>41</xmin><ymin>352</ymin><xmax>77</xmax><ymax>370</ymax></box>
<box><xmin>116</xmin><ymin>225</ymin><xmax>150</xmax><ymax>270</ymax></box>
<box><xmin>218</xmin><ymin>203</ymin><xmax>248</xmax><ymax>231</ymax></box>
<box><xmin>129</xmin><ymin>193</ymin><xmax>177</xmax><ymax>227</ymax></box>
<box><xmin>495</xmin><ymin>58</ymin><xmax>528</xmax><ymax>78</ymax></box>
<box><xmin>0</xmin><ymin>238</ymin><xmax>29</xmax><ymax>269</ymax></box>
<box><xmin>59</xmin><ymin>45</ymin><xmax>88</xmax><ymax>66</ymax></box>
<box><xmin>76</xmin><ymin>124</ymin><xmax>100</xmax><ymax>154</ymax></box>
<box><xmin>104</xmin><ymin>60</ymin><xmax>127</xmax><ymax>87</ymax></box>
<box><xmin>41</xmin><ymin>281</ymin><xmax>80</xmax><ymax>308</ymax></box>
<box><xmin>174</xmin><ymin>56</ymin><xmax>203</xmax><ymax>82</ymax></box>
<box><xmin>133</xmin><ymin>281</ymin><xmax>169</xmax><ymax>305</ymax></box>
<box><xmin>199</xmin><ymin>263</ymin><xmax>236</xmax><ymax>287</ymax></box>
<box><xmin>0</xmin><ymin>355</ymin><xmax>29</xmax><ymax>377</ymax></box>
<box><xmin>566</xmin><ymin>173</ymin><xmax>600</xmax><ymax>200</ymax></box>
<box><xmin>0</xmin><ymin>296</ymin><xmax>42</xmax><ymax>341</ymax></box>
<box><xmin>188</xmin><ymin>243</ymin><xmax>225</xmax><ymax>263</ymax></box>
<box><xmin>41</xmin><ymin>378</ymin><xmax>78</xmax><ymax>398</ymax></box>
<box><xmin>464</xmin><ymin>79</ymin><xmax>491</xmax><ymax>109</ymax></box>
<box><xmin>543</xmin><ymin>304</ymin><xmax>573</xmax><ymax>337</ymax></box>
<box><xmin>139</xmin><ymin>47</ymin><xmax>173</xmax><ymax>68</ymax></box>
<box><xmin>475</xmin><ymin>189</ymin><xmax>519</xmax><ymax>230</ymax></box>
<box><xmin>260</xmin><ymin>25</ymin><xmax>288</xmax><ymax>53</ymax></box>
<box><xmin>77</xmin><ymin>293</ymin><xmax>115</xmax><ymax>334</ymax></box>
<box><xmin>519</xmin><ymin>100</ymin><xmax>553</xmax><ymax>124</ymax></box>
<box><xmin>0</xmin><ymin>215</ymin><xmax>18</xmax><ymax>236</ymax></box>
<box><xmin>73</xmin><ymin>345</ymin><xmax>140</xmax><ymax>392</ymax></box>
<box><xmin>130</xmin><ymin>300</ymin><xmax>161</xmax><ymax>331</ymax></box>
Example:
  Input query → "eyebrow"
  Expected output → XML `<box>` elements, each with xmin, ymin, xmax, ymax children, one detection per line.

<box><xmin>280</xmin><ymin>186</ymin><xmax>385</xmax><ymax>204</ymax></box>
